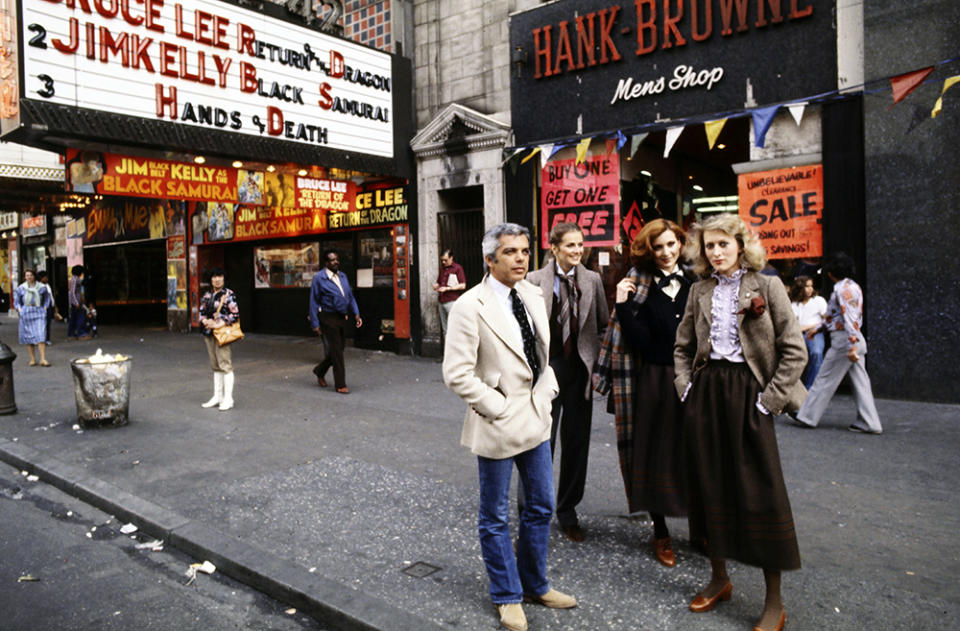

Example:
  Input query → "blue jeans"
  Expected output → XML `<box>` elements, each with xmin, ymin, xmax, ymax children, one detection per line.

<box><xmin>477</xmin><ymin>440</ymin><xmax>553</xmax><ymax>604</ymax></box>
<box><xmin>802</xmin><ymin>331</ymin><xmax>825</xmax><ymax>389</ymax></box>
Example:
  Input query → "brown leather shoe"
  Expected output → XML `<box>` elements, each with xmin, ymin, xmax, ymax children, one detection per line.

<box><xmin>524</xmin><ymin>588</ymin><xmax>577</xmax><ymax>609</ymax></box>
<box><xmin>316</xmin><ymin>376</ymin><xmax>327</xmax><ymax>387</ymax></box>
<box><xmin>497</xmin><ymin>603</ymin><xmax>527</xmax><ymax>631</ymax></box>
<box><xmin>754</xmin><ymin>609</ymin><xmax>785</xmax><ymax>631</ymax></box>
<box><xmin>561</xmin><ymin>524</ymin><xmax>584</xmax><ymax>542</ymax></box>
<box><xmin>336</xmin><ymin>386</ymin><xmax>350</xmax><ymax>394</ymax></box>
<box><xmin>689</xmin><ymin>581</ymin><xmax>732</xmax><ymax>612</ymax></box>
<box><xmin>653</xmin><ymin>536</ymin><xmax>676</xmax><ymax>567</ymax></box>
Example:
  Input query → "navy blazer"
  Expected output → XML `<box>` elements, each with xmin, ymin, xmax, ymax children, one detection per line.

<box><xmin>309</xmin><ymin>270</ymin><xmax>359</xmax><ymax>328</ymax></box>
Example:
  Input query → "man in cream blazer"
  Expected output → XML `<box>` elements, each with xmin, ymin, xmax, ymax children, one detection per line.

<box><xmin>443</xmin><ymin>223</ymin><xmax>577</xmax><ymax>631</ymax></box>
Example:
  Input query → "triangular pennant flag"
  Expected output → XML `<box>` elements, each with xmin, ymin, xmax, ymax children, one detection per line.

<box><xmin>703</xmin><ymin>119</ymin><xmax>727</xmax><ymax>150</ymax></box>
<box><xmin>663</xmin><ymin>126</ymin><xmax>684</xmax><ymax>158</ymax></box>
<box><xmin>540</xmin><ymin>144</ymin><xmax>554</xmax><ymax>168</ymax></box>
<box><xmin>931</xmin><ymin>75</ymin><xmax>960</xmax><ymax>118</ymax></box>
<box><xmin>605</xmin><ymin>138</ymin><xmax>616</xmax><ymax>154</ymax></box>
<box><xmin>788</xmin><ymin>103</ymin><xmax>806</xmax><ymax>125</ymax></box>
<box><xmin>575</xmin><ymin>137</ymin><xmax>592</xmax><ymax>164</ymax></box>
<box><xmin>520</xmin><ymin>147</ymin><xmax>541</xmax><ymax>164</ymax></box>
<box><xmin>628</xmin><ymin>133</ymin><xmax>648</xmax><ymax>160</ymax></box>
<box><xmin>501</xmin><ymin>147</ymin><xmax>523</xmax><ymax>167</ymax></box>
<box><xmin>615</xmin><ymin>130</ymin><xmax>628</xmax><ymax>151</ymax></box>
<box><xmin>549</xmin><ymin>144</ymin><xmax>565</xmax><ymax>159</ymax></box>
<box><xmin>890</xmin><ymin>66</ymin><xmax>934</xmax><ymax>105</ymax></box>
<box><xmin>751</xmin><ymin>105</ymin><xmax>779</xmax><ymax>148</ymax></box>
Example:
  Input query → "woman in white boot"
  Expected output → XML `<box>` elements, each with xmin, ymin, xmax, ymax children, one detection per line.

<box><xmin>199</xmin><ymin>268</ymin><xmax>238</xmax><ymax>411</ymax></box>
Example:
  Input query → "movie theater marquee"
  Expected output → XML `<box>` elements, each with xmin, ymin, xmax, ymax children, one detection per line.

<box><xmin>18</xmin><ymin>0</ymin><xmax>394</xmax><ymax>158</ymax></box>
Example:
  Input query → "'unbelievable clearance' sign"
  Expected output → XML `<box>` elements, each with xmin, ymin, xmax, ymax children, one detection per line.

<box><xmin>540</xmin><ymin>155</ymin><xmax>620</xmax><ymax>249</ymax></box>
<box><xmin>738</xmin><ymin>165</ymin><xmax>823</xmax><ymax>259</ymax></box>
<box><xmin>19</xmin><ymin>0</ymin><xmax>393</xmax><ymax>157</ymax></box>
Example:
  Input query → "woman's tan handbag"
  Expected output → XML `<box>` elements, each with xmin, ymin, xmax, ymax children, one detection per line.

<box><xmin>213</xmin><ymin>321</ymin><xmax>244</xmax><ymax>347</ymax></box>
<box><xmin>212</xmin><ymin>294</ymin><xmax>244</xmax><ymax>347</ymax></box>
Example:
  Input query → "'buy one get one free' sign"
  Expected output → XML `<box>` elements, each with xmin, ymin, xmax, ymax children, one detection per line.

<box><xmin>540</xmin><ymin>154</ymin><xmax>620</xmax><ymax>249</ymax></box>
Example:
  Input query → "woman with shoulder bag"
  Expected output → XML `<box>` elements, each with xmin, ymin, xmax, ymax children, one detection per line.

<box><xmin>199</xmin><ymin>268</ymin><xmax>240</xmax><ymax>411</ymax></box>
<box><xmin>674</xmin><ymin>214</ymin><xmax>807</xmax><ymax>631</ymax></box>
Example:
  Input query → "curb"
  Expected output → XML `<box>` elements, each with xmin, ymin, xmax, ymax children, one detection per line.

<box><xmin>0</xmin><ymin>438</ymin><xmax>446</xmax><ymax>631</ymax></box>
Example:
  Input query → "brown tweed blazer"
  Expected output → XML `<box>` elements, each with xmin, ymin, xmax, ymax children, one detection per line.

<box><xmin>674</xmin><ymin>271</ymin><xmax>808</xmax><ymax>415</ymax></box>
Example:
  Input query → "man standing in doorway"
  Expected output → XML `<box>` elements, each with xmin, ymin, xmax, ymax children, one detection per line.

<box><xmin>525</xmin><ymin>222</ymin><xmax>609</xmax><ymax>542</ymax></box>
<box><xmin>309</xmin><ymin>250</ymin><xmax>362</xmax><ymax>394</ymax></box>
<box><xmin>432</xmin><ymin>248</ymin><xmax>466</xmax><ymax>340</ymax></box>
<box><xmin>443</xmin><ymin>223</ymin><xmax>577</xmax><ymax>631</ymax></box>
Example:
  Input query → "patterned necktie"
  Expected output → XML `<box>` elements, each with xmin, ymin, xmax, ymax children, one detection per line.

<box><xmin>510</xmin><ymin>288</ymin><xmax>541</xmax><ymax>384</ymax></box>
<box><xmin>558</xmin><ymin>274</ymin><xmax>579</xmax><ymax>358</ymax></box>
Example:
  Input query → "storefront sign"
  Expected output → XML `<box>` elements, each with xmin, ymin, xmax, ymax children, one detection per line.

<box><xmin>0</xmin><ymin>0</ymin><xmax>20</xmax><ymax>136</ymax></box>
<box><xmin>66</xmin><ymin>149</ymin><xmax>244</xmax><ymax>203</ymax></box>
<box><xmin>18</xmin><ymin>0</ymin><xmax>394</xmax><ymax>157</ymax></box>
<box><xmin>329</xmin><ymin>184</ymin><xmax>408</xmax><ymax>230</ymax></box>
<box><xmin>0</xmin><ymin>211</ymin><xmax>17</xmax><ymax>231</ymax></box>
<box><xmin>21</xmin><ymin>214</ymin><xmax>47</xmax><ymax>237</ymax></box>
<box><xmin>510</xmin><ymin>0</ymin><xmax>834</xmax><ymax>144</ymax></box>
<box><xmin>85</xmin><ymin>198</ymin><xmax>177</xmax><ymax>244</ymax></box>
<box><xmin>738</xmin><ymin>165</ymin><xmax>823</xmax><ymax>259</ymax></box>
<box><xmin>540</xmin><ymin>155</ymin><xmax>620</xmax><ymax>248</ymax></box>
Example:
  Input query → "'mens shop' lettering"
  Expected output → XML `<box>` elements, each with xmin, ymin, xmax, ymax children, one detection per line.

<box><xmin>532</xmin><ymin>0</ymin><xmax>814</xmax><ymax>79</ymax></box>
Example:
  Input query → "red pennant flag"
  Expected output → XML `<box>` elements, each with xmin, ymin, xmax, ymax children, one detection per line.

<box><xmin>890</xmin><ymin>67</ymin><xmax>935</xmax><ymax>105</ymax></box>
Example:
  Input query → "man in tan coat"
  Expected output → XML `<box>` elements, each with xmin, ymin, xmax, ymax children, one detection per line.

<box><xmin>525</xmin><ymin>222</ymin><xmax>609</xmax><ymax>541</ymax></box>
<box><xmin>443</xmin><ymin>223</ymin><xmax>577</xmax><ymax>631</ymax></box>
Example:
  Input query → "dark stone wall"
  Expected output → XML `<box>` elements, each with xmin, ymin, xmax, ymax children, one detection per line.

<box><xmin>863</xmin><ymin>2</ymin><xmax>960</xmax><ymax>402</ymax></box>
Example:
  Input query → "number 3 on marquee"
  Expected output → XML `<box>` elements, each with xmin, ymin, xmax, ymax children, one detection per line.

<box><xmin>37</xmin><ymin>74</ymin><xmax>55</xmax><ymax>98</ymax></box>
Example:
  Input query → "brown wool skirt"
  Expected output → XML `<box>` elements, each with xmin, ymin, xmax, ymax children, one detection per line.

<box><xmin>630</xmin><ymin>363</ymin><xmax>687</xmax><ymax>517</ymax></box>
<box><xmin>684</xmin><ymin>360</ymin><xmax>801</xmax><ymax>571</ymax></box>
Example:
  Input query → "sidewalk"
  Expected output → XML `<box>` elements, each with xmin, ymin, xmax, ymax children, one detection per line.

<box><xmin>1</xmin><ymin>319</ymin><xmax>959</xmax><ymax>630</ymax></box>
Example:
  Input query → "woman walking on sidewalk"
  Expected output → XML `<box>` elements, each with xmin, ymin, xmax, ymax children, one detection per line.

<box><xmin>674</xmin><ymin>214</ymin><xmax>807</xmax><ymax>631</ymax></box>
<box><xmin>199</xmin><ymin>268</ymin><xmax>239</xmax><ymax>411</ymax></box>
<box><xmin>14</xmin><ymin>269</ymin><xmax>52</xmax><ymax>367</ymax></box>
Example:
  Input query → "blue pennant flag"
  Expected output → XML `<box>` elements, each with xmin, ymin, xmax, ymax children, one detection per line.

<box><xmin>751</xmin><ymin>105</ymin><xmax>780</xmax><ymax>148</ymax></box>
<box><xmin>614</xmin><ymin>130</ymin><xmax>628</xmax><ymax>151</ymax></box>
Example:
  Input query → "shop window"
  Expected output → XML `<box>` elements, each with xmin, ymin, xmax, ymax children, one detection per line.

<box><xmin>254</xmin><ymin>242</ymin><xmax>321</xmax><ymax>288</ymax></box>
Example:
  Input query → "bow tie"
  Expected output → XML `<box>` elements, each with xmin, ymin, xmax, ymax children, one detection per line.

<box><xmin>655</xmin><ymin>272</ymin><xmax>682</xmax><ymax>289</ymax></box>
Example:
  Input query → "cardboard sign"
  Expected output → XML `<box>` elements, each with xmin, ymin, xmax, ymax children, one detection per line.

<box><xmin>738</xmin><ymin>165</ymin><xmax>823</xmax><ymax>260</ymax></box>
<box><xmin>540</xmin><ymin>155</ymin><xmax>620</xmax><ymax>248</ymax></box>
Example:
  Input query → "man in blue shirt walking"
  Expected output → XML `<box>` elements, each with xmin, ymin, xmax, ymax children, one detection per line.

<box><xmin>309</xmin><ymin>249</ymin><xmax>362</xmax><ymax>394</ymax></box>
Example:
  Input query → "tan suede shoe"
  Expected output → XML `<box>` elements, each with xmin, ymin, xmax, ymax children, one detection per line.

<box><xmin>497</xmin><ymin>603</ymin><xmax>528</xmax><ymax>631</ymax></box>
<box><xmin>525</xmin><ymin>588</ymin><xmax>578</xmax><ymax>609</ymax></box>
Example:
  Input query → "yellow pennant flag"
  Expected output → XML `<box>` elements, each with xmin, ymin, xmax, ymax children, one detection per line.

<box><xmin>704</xmin><ymin>119</ymin><xmax>727</xmax><ymax>150</ymax></box>
<box><xmin>520</xmin><ymin>147</ymin><xmax>541</xmax><ymax>164</ymax></box>
<box><xmin>575</xmin><ymin>137</ymin><xmax>592</xmax><ymax>164</ymax></box>
<box><xmin>931</xmin><ymin>75</ymin><xmax>960</xmax><ymax>119</ymax></box>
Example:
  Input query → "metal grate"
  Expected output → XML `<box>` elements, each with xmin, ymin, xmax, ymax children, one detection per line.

<box><xmin>401</xmin><ymin>561</ymin><xmax>441</xmax><ymax>579</ymax></box>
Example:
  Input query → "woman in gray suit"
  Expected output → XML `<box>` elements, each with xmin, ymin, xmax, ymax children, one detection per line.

<box><xmin>674</xmin><ymin>214</ymin><xmax>807</xmax><ymax>631</ymax></box>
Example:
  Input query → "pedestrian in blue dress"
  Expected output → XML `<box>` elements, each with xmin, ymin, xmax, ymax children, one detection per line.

<box><xmin>14</xmin><ymin>269</ymin><xmax>52</xmax><ymax>366</ymax></box>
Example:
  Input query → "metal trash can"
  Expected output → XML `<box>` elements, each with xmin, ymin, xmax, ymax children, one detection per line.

<box><xmin>71</xmin><ymin>353</ymin><xmax>132</xmax><ymax>427</ymax></box>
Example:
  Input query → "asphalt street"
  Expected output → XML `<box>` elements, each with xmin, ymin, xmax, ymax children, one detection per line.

<box><xmin>0</xmin><ymin>318</ymin><xmax>958</xmax><ymax>630</ymax></box>
<box><xmin>0</xmin><ymin>464</ymin><xmax>322</xmax><ymax>630</ymax></box>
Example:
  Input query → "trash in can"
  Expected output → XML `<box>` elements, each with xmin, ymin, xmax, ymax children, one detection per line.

<box><xmin>71</xmin><ymin>349</ymin><xmax>131</xmax><ymax>427</ymax></box>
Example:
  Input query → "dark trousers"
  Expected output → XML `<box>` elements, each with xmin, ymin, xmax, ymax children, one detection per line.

<box><xmin>549</xmin><ymin>356</ymin><xmax>592</xmax><ymax>527</ymax></box>
<box><xmin>67</xmin><ymin>306</ymin><xmax>85</xmax><ymax>338</ymax></box>
<box><xmin>518</xmin><ymin>356</ymin><xmax>592</xmax><ymax>527</ymax></box>
<box><xmin>313</xmin><ymin>312</ymin><xmax>348</xmax><ymax>388</ymax></box>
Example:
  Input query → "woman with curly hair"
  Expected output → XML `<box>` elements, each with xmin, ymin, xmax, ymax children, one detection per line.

<box><xmin>674</xmin><ymin>213</ymin><xmax>807</xmax><ymax>631</ymax></box>
<box><xmin>789</xmin><ymin>275</ymin><xmax>827</xmax><ymax>389</ymax></box>
<box><xmin>610</xmin><ymin>218</ymin><xmax>694</xmax><ymax>567</ymax></box>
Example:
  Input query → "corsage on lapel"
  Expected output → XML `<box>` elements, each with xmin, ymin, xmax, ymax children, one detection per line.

<box><xmin>738</xmin><ymin>295</ymin><xmax>766</xmax><ymax>318</ymax></box>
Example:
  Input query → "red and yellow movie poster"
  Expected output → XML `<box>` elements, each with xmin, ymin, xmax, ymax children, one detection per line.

<box><xmin>738</xmin><ymin>165</ymin><xmax>823</xmax><ymax>260</ymax></box>
<box><xmin>66</xmin><ymin>149</ymin><xmax>247</xmax><ymax>204</ymax></box>
<box><xmin>540</xmin><ymin>155</ymin><xmax>620</xmax><ymax>249</ymax></box>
